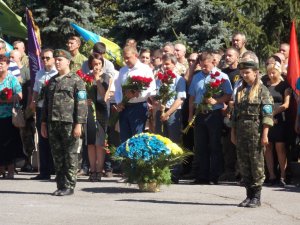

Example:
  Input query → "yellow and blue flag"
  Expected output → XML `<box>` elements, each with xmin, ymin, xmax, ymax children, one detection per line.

<box><xmin>71</xmin><ymin>23</ymin><xmax>123</xmax><ymax>66</ymax></box>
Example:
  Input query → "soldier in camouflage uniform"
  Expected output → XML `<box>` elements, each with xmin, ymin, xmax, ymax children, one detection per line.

<box><xmin>41</xmin><ymin>49</ymin><xmax>87</xmax><ymax>196</ymax></box>
<box><xmin>231</xmin><ymin>60</ymin><xmax>273</xmax><ymax>208</ymax></box>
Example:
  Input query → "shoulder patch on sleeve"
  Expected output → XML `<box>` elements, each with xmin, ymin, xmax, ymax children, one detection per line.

<box><xmin>263</xmin><ymin>105</ymin><xmax>272</xmax><ymax>114</ymax></box>
<box><xmin>77</xmin><ymin>90</ymin><xmax>87</xmax><ymax>100</ymax></box>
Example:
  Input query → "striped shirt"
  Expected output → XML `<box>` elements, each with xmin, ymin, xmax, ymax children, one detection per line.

<box><xmin>8</xmin><ymin>60</ymin><xmax>21</xmax><ymax>78</ymax></box>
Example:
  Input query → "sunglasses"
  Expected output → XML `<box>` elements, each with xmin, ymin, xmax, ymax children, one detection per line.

<box><xmin>188</xmin><ymin>59</ymin><xmax>196</xmax><ymax>62</ymax></box>
<box><xmin>41</xmin><ymin>56</ymin><xmax>51</xmax><ymax>61</ymax></box>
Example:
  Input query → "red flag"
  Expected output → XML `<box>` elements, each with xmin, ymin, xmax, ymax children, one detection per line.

<box><xmin>287</xmin><ymin>20</ymin><xmax>300</xmax><ymax>92</ymax></box>
<box><xmin>286</xmin><ymin>20</ymin><xmax>299</xmax><ymax>143</ymax></box>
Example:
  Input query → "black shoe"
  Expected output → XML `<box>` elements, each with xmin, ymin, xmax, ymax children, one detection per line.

<box><xmin>246</xmin><ymin>198</ymin><xmax>261</xmax><ymax>208</ymax></box>
<box><xmin>237</xmin><ymin>178</ymin><xmax>245</xmax><ymax>186</ymax></box>
<box><xmin>209</xmin><ymin>180</ymin><xmax>219</xmax><ymax>185</ymax></box>
<box><xmin>267</xmin><ymin>178</ymin><xmax>277</xmax><ymax>186</ymax></box>
<box><xmin>52</xmin><ymin>189</ymin><xmax>62</xmax><ymax>196</ymax></box>
<box><xmin>30</xmin><ymin>175</ymin><xmax>50</xmax><ymax>180</ymax></box>
<box><xmin>279</xmin><ymin>178</ymin><xmax>286</xmax><ymax>187</ymax></box>
<box><xmin>238</xmin><ymin>198</ymin><xmax>251</xmax><ymax>207</ymax></box>
<box><xmin>181</xmin><ymin>173</ymin><xmax>195</xmax><ymax>179</ymax></box>
<box><xmin>171</xmin><ymin>178</ymin><xmax>179</xmax><ymax>184</ymax></box>
<box><xmin>58</xmin><ymin>188</ymin><xmax>74</xmax><ymax>196</ymax></box>
<box><xmin>21</xmin><ymin>164</ymin><xmax>33</xmax><ymax>172</ymax></box>
<box><xmin>190</xmin><ymin>179</ymin><xmax>209</xmax><ymax>185</ymax></box>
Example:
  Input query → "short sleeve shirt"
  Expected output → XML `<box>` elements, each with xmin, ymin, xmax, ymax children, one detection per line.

<box><xmin>0</xmin><ymin>73</ymin><xmax>22</xmax><ymax>118</ymax></box>
<box><xmin>156</xmin><ymin>73</ymin><xmax>186</xmax><ymax>109</ymax></box>
<box><xmin>189</xmin><ymin>67</ymin><xmax>233</xmax><ymax>110</ymax></box>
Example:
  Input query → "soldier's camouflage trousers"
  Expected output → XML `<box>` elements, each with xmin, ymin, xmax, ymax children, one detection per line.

<box><xmin>48</xmin><ymin>121</ymin><xmax>79</xmax><ymax>190</ymax></box>
<box><xmin>236</xmin><ymin>119</ymin><xmax>265</xmax><ymax>189</ymax></box>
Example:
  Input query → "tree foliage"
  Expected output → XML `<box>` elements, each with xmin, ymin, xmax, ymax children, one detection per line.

<box><xmin>212</xmin><ymin>0</ymin><xmax>300</xmax><ymax>60</ymax></box>
<box><xmin>112</xmin><ymin>0</ymin><xmax>229</xmax><ymax>52</ymax></box>
<box><xmin>5</xmin><ymin>0</ymin><xmax>300</xmax><ymax>61</ymax></box>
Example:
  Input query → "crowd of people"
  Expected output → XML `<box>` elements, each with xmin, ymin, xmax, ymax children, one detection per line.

<box><xmin>0</xmin><ymin>32</ymin><xmax>298</xmax><ymax>207</ymax></box>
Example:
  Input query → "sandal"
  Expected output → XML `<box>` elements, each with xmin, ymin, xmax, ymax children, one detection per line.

<box><xmin>88</xmin><ymin>172</ymin><xmax>96</xmax><ymax>182</ymax></box>
<box><xmin>95</xmin><ymin>172</ymin><xmax>102</xmax><ymax>182</ymax></box>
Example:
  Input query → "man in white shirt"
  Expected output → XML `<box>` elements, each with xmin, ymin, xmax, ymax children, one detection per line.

<box><xmin>111</xmin><ymin>46</ymin><xmax>156</xmax><ymax>142</ymax></box>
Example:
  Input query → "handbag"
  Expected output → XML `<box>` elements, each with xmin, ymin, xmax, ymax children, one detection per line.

<box><xmin>12</xmin><ymin>97</ymin><xmax>26</xmax><ymax>128</ymax></box>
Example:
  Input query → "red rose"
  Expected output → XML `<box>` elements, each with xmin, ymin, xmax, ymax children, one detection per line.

<box><xmin>146</xmin><ymin>77</ymin><xmax>153</xmax><ymax>83</ymax></box>
<box><xmin>1</xmin><ymin>88</ymin><xmax>13</xmax><ymax>100</ymax></box>
<box><xmin>45</xmin><ymin>80</ymin><xmax>49</xmax><ymax>86</ymax></box>
<box><xmin>157</xmin><ymin>72</ymin><xmax>164</xmax><ymax>80</ymax></box>
<box><xmin>144</xmin><ymin>77</ymin><xmax>152</xmax><ymax>87</ymax></box>
<box><xmin>76</xmin><ymin>69</ymin><xmax>84</xmax><ymax>78</ymax></box>
<box><xmin>210</xmin><ymin>81</ymin><xmax>219</xmax><ymax>88</ymax></box>
<box><xmin>163</xmin><ymin>74</ymin><xmax>169</xmax><ymax>82</ymax></box>
<box><xmin>210</xmin><ymin>71</ymin><xmax>221</xmax><ymax>78</ymax></box>
<box><xmin>166</xmin><ymin>70</ymin><xmax>176</xmax><ymax>79</ymax></box>
<box><xmin>84</xmin><ymin>75</ymin><xmax>94</xmax><ymax>83</ymax></box>
<box><xmin>214</xmin><ymin>71</ymin><xmax>220</xmax><ymax>77</ymax></box>
<box><xmin>131</xmin><ymin>76</ymin><xmax>138</xmax><ymax>81</ymax></box>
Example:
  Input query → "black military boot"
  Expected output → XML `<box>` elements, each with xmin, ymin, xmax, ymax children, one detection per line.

<box><xmin>238</xmin><ymin>188</ymin><xmax>252</xmax><ymax>207</ymax></box>
<box><xmin>247</xmin><ymin>188</ymin><xmax>261</xmax><ymax>208</ymax></box>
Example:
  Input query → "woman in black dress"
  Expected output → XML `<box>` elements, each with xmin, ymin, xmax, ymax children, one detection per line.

<box><xmin>263</xmin><ymin>62</ymin><xmax>291</xmax><ymax>186</ymax></box>
<box><xmin>86</xmin><ymin>53</ymin><xmax>110</xmax><ymax>182</ymax></box>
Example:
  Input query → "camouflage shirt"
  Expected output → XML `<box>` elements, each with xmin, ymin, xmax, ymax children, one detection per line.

<box><xmin>232</xmin><ymin>84</ymin><xmax>274</xmax><ymax>128</ymax></box>
<box><xmin>42</xmin><ymin>72</ymin><xmax>88</xmax><ymax>124</ymax></box>
<box><xmin>70</xmin><ymin>52</ymin><xmax>87</xmax><ymax>73</ymax></box>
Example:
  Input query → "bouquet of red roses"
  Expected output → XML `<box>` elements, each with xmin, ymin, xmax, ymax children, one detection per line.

<box><xmin>77</xmin><ymin>70</ymin><xmax>94</xmax><ymax>83</ymax></box>
<box><xmin>183</xmin><ymin>71</ymin><xmax>225</xmax><ymax>134</ymax></box>
<box><xmin>109</xmin><ymin>75</ymin><xmax>153</xmax><ymax>126</ymax></box>
<box><xmin>155</xmin><ymin>70</ymin><xmax>176</xmax><ymax>107</ymax></box>
<box><xmin>0</xmin><ymin>88</ymin><xmax>13</xmax><ymax>101</ymax></box>
<box><xmin>120</xmin><ymin>75</ymin><xmax>153</xmax><ymax>105</ymax></box>
<box><xmin>154</xmin><ymin>70</ymin><xmax>177</xmax><ymax>131</ymax></box>
<box><xmin>76</xmin><ymin>70</ymin><xmax>94</xmax><ymax>95</ymax></box>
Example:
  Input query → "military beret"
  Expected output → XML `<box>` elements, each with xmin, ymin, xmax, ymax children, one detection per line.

<box><xmin>238</xmin><ymin>61</ymin><xmax>259</xmax><ymax>70</ymax></box>
<box><xmin>53</xmin><ymin>49</ymin><xmax>72</xmax><ymax>60</ymax></box>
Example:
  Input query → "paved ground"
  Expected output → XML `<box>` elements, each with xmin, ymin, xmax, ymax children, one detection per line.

<box><xmin>0</xmin><ymin>173</ymin><xmax>300</xmax><ymax>225</ymax></box>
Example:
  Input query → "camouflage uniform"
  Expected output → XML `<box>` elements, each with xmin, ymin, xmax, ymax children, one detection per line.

<box><xmin>42</xmin><ymin>72</ymin><xmax>87</xmax><ymax>190</ymax></box>
<box><xmin>70</xmin><ymin>52</ymin><xmax>87</xmax><ymax>73</ymax></box>
<box><xmin>232</xmin><ymin>84</ymin><xmax>273</xmax><ymax>206</ymax></box>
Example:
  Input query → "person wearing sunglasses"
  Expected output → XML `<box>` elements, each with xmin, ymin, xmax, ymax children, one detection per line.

<box><xmin>30</xmin><ymin>48</ymin><xmax>57</xmax><ymax>180</ymax></box>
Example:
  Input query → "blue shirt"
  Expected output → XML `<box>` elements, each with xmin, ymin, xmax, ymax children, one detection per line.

<box><xmin>156</xmin><ymin>73</ymin><xmax>186</xmax><ymax>109</ymax></box>
<box><xmin>0</xmin><ymin>73</ymin><xmax>22</xmax><ymax>118</ymax></box>
<box><xmin>189</xmin><ymin>67</ymin><xmax>233</xmax><ymax>110</ymax></box>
